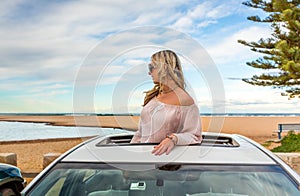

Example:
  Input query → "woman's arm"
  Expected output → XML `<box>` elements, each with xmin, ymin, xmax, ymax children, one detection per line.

<box><xmin>152</xmin><ymin>104</ymin><xmax>202</xmax><ymax>155</ymax></box>
<box><xmin>174</xmin><ymin>105</ymin><xmax>202</xmax><ymax>145</ymax></box>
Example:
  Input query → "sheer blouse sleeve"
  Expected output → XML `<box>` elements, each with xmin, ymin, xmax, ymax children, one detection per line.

<box><xmin>173</xmin><ymin>104</ymin><xmax>202</xmax><ymax>145</ymax></box>
<box><xmin>130</xmin><ymin>121</ymin><xmax>142</xmax><ymax>143</ymax></box>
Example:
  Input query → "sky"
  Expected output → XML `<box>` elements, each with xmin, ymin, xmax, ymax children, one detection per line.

<box><xmin>0</xmin><ymin>0</ymin><xmax>299</xmax><ymax>114</ymax></box>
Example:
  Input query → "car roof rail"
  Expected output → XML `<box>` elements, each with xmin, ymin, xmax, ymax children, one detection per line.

<box><xmin>96</xmin><ymin>133</ymin><xmax>240</xmax><ymax>147</ymax></box>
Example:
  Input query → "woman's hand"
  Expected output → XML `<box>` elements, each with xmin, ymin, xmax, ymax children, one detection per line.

<box><xmin>152</xmin><ymin>135</ymin><xmax>177</xmax><ymax>155</ymax></box>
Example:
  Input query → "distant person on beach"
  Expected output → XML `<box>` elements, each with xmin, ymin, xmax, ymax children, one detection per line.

<box><xmin>130</xmin><ymin>50</ymin><xmax>202</xmax><ymax>155</ymax></box>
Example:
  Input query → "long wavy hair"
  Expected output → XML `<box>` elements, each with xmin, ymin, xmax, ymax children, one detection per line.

<box><xmin>143</xmin><ymin>50</ymin><xmax>185</xmax><ymax>106</ymax></box>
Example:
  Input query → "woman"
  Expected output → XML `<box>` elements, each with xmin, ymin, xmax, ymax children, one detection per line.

<box><xmin>131</xmin><ymin>50</ymin><xmax>202</xmax><ymax>155</ymax></box>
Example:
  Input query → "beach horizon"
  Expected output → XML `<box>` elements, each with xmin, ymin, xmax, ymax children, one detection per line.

<box><xmin>1</xmin><ymin>114</ymin><xmax>300</xmax><ymax>136</ymax></box>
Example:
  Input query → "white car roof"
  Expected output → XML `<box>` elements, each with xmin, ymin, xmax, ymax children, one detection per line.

<box><xmin>61</xmin><ymin>132</ymin><xmax>276</xmax><ymax>165</ymax></box>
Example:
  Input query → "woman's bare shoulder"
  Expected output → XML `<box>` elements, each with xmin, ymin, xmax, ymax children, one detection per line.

<box><xmin>176</xmin><ymin>88</ymin><xmax>194</xmax><ymax>106</ymax></box>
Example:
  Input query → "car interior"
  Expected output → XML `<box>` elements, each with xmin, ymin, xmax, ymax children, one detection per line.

<box><xmin>28</xmin><ymin>164</ymin><xmax>298</xmax><ymax>196</ymax></box>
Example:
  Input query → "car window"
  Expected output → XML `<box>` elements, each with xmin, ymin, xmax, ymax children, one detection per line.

<box><xmin>45</xmin><ymin>177</ymin><xmax>66</xmax><ymax>196</ymax></box>
<box><xmin>27</xmin><ymin>163</ymin><xmax>299</xmax><ymax>196</ymax></box>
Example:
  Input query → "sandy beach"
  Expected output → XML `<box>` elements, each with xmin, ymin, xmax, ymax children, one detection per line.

<box><xmin>0</xmin><ymin>116</ymin><xmax>141</xmax><ymax>172</ymax></box>
<box><xmin>0</xmin><ymin>115</ymin><xmax>300</xmax><ymax>182</ymax></box>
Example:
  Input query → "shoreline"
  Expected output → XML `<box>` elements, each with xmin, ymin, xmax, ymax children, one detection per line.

<box><xmin>0</xmin><ymin>136</ymin><xmax>93</xmax><ymax>145</ymax></box>
<box><xmin>1</xmin><ymin>115</ymin><xmax>300</xmax><ymax>142</ymax></box>
<box><xmin>1</xmin><ymin>115</ymin><xmax>300</xmax><ymax>134</ymax></box>
<box><xmin>0</xmin><ymin>115</ymin><xmax>140</xmax><ymax>130</ymax></box>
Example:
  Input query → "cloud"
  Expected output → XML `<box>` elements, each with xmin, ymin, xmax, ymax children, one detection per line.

<box><xmin>1</xmin><ymin>13</ymin><xmax>182</xmax><ymax>89</ymax></box>
<box><xmin>172</xmin><ymin>17</ymin><xmax>194</xmax><ymax>30</ymax></box>
<box><xmin>197</xmin><ymin>90</ymin><xmax>299</xmax><ymax>113</ymax></box>
<box><xmin>171</xmin><ymin>0</ymin><xmax>246</xmax><ymax>31</ymax></box>
<box><xmin>206</xmin><ymin>25</ymin><xmax>273</xmax><ymax>65</ymax></box>
<box><xmin>0</xmin><ymin>0</ymin><xmax>244</xmax><ymax>85</ymax></box>
<box><xmin>0</xmin><ymin>0</ymin><xmax>294</xmax><ymax>113</ymax></box>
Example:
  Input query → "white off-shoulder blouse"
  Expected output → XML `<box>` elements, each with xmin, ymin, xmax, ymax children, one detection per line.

<box><xmin>131</xmin><ymin>98</ymin><xmax>202</xmax><ymax>145</ymax></box>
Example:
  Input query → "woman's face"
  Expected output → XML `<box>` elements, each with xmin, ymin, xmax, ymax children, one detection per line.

<box><xmin>148</xmin><ymin>62</ymin><xmax>159</xmax><ymax>84</ymax></box>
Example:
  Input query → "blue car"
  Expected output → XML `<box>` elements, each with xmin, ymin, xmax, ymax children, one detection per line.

<box><xmin>0</xmin><ymin>163</ymin><xmax>25</xmax><ymax>196</ymax></box>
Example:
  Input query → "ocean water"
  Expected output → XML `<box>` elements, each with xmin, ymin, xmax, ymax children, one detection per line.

<box><xmin>0</xmin><ymin>121</ymin><xmax>130</xmax><ymax>141</ymax></box>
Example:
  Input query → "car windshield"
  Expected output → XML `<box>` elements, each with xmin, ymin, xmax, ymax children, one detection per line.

<box><xmin>26</xmin><ymin>163</ymin><xmax>299</xmax><ymax>196</ymax></box>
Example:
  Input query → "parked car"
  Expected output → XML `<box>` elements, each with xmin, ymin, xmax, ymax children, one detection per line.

<box><xmin>22</xmin><ymin>132</ymin><xmax>300</xmax><ymax>196</ymax></box>
<box><xmin>0</xmin><ymin>163</ymin><xmax>25</xmax><ymax>196</ymax></box>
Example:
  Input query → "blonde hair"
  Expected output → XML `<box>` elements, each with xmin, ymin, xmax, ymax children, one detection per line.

<box><xmin>143</xmin><ymin>50</ymin><xmax>185</xmax><ymax>106</ymax></box>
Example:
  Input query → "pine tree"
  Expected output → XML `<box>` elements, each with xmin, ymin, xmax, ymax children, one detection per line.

<box><xmin>238</xmin><ymin>0</ymin><xmax>300</xmax><ymax>98</ymax></box>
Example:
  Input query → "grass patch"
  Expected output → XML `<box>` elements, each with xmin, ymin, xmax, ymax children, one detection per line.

<box><xmin>262</xmin><ymin>141</ymin><xmax>272</xmax><ymax>148</ymax></box>
<box><xmin>271</xmin><ymin>131</ymin><xmax>300</xmax><ymax>152</ymax></box>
